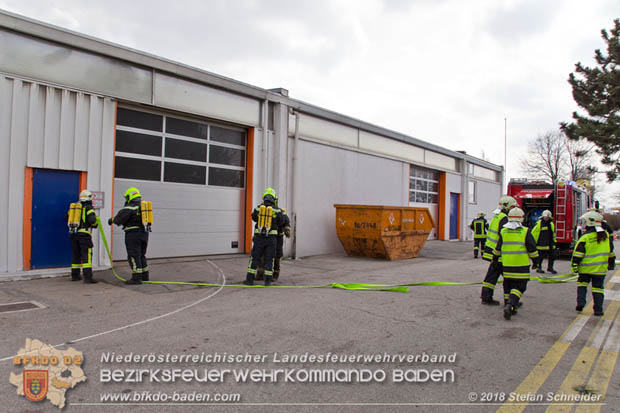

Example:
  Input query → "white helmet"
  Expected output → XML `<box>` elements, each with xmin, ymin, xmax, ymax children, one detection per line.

<box><xmin>478</xmin><ymin>211</ymin><xmax>485</xmax><ymax>217</ymax></box>
<box><xmin>79</xmin><ymin>190</ymin><xmax>93</xmax><ymax>202</ymax></box>
<box><xmin>508</xmin><ymin>207</ymin><xmax>524</xmax><ymax>222</ymax></box>
<box><xmin>542</xmin><ymin>210</ymin><xmax>553</xmax><ymax>218</ymax></box>
<box><xmin>581</xmin><ymin>211</ymin><xmax>603</xmax><ymax>227</ymax></box>
<box><xmin>499</xmin><ymin>195</ymin><xmax>517</xmax><ymax>209</ymax></box>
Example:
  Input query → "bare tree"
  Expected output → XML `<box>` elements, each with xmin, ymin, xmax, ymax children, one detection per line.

<box><xmin>565</xmin><ymin>138</ymin><xmax>597</xmax><ymax>182</ymax></box>
<box><xmin>520</xmin><ymin>131</ymin><xmax>565</xmax><ymax>182</ymax></box>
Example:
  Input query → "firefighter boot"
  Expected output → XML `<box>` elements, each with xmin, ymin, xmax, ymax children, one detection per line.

<box><xmin>244</xmin><ymin>274</ymin><xmax>254</xmax><ymax>286</ymax></box>
<box><xmin>503</xmin><ymin>303</ymin><xmax>513</xmax><ymax>320</ymax></box>
<box><xmin>593</xmin><ymin>292</ymin><xmax>604</xmax><ymax>316</ymax></box>
<box><xmin>125</xmin><ymin>273</ymin><xmax>142</xmax><ymax>285</ymax></box>
<box><xmin>71</xmin><ymin>269</ymin><xmax>82</xmax><ymax>282</ymax></box>
<box><xmin>83</xmin><ymin>268</ymin><xmax>98</xmax><ymax>284</ymax></box>
<box><xmin>576</xmin><ymin>286</ymin><xmax>587</xmax><ymax>312</ymax></box>
<box><xmin>141</xmin><ymin>271</ymin><xmax>149</xmax><ymax>282</ymax></box>
<box><xmin>264</xmin><ymin>275</ymin><xmax>273</xmax><ymax>286</ymax></box>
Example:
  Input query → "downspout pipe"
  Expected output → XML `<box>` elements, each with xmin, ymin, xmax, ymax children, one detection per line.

<box><xmin>291</xmin><ymin>110</ymin><xmax>300</xmax><ymax>259</ymax></box>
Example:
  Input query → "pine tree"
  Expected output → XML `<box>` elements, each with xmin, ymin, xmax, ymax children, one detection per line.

<box><xmin>560</xmin><ymin>19</ymin><xmax>620</xmax><ymax>181</ymax></box>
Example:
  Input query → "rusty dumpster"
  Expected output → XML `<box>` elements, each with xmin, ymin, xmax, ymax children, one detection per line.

<box><xmin>334</xmin><ymin>204</ymin><xmax>435</xmax><ymax>260</ymax></box>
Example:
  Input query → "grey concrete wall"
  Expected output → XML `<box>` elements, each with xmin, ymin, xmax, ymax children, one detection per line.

<box><xmin>0</xmin><ymin>75</ymin><xmax>115</xmax><ymax>273</ymax></box>
<box><xmin>464</xmin><ymin>179</ymin><xmax>502</xmax><ymax>240</ymax></box>
<box><xmin>295</xmin><ymin>139</ymin><xmax>408</xmax><ymax>257</ymax></box>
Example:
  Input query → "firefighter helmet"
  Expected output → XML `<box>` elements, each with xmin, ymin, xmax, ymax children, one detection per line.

<box><xmin>581</xmin><ymin>211</ymin><xmax>603</xmax><ymax>227</ymax></box>
<box><xmin>263</xmin><ymin>187</ymin><xmax>277</xmax><ymax>200</ymax></box>
<box><xmin>79</xmin><ymin>190</ymin><xmax>93</xmax><ymax>202</ymax></box>
<box><xmin>507</xmin><ymin>207</ymin><xmax>524</xmax><ymax>222</ymax></box>
<box><xmin>124</xmin><ymin>187</ymin><xmax>141</xmax><ymax>202</ymax></box>
<box><xmin>542</xmin><ymin>210</ymin><xmax>553</xmax><ymax>218</ymax></box>
<box><xmin>478</xmin><ymin>211</ymin><xmax>485</xmax><ymax>217</ymax></box>
<box><xmin>498</xmin><ymin>195</ymin><xmax>517</xmax><ymax>209</ymax></box>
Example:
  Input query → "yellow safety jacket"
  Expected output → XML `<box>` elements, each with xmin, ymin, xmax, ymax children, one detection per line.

<box><xmin>572</xmin><ymin>232</ymin><xmax>610</xmax><ymax>276</ymax></box>
<box><xmin>493</xmin><ymin>226</ymin><xmax>539</xmax><ymax>279</ymax></box>
<box><xmin>482</xmin><ymin>211</ymin><xmax>507</xmax><ymax>261</ymax></box>
<box><xmin>531</xmin><ymin>220</ymin><xmax>556</xmax><ymax>250</ymax></box>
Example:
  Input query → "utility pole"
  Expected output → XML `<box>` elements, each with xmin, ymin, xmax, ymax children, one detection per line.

<box><xmin>504</xmin><ymin>117</ymin><xmax>507</xmax><ymax>192</ymax></box>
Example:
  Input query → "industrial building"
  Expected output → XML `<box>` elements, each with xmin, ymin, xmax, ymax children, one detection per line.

<box><xmin>0</xmin><ymin>10</ymin><xmax>503</xmax><ymax>277</ymax></box>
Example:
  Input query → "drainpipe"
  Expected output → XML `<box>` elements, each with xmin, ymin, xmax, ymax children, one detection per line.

<box><xmin>262</xmin><ymin>99</ymin><xmax>269</xmax><ymax>189</ymax></box>
<box><xmin>291</xmin><ymin>110</ymin><xmax>300</xmax><ymax>259</ymax></box>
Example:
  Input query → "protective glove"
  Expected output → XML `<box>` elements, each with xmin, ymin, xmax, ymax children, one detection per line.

<box><xmin>609</xmin><ymin>257</ymin><xmax>616</xmax><ymax>271</ymax></box>
<box><xmin>108</xmin><ymin>217</ymin><xmax>114</xmax><ymax>225</ymax></box>
<box><xmin>284</xmin><ymin>227</ymin><xmax>291</xmax><ymax>238</ymax></box>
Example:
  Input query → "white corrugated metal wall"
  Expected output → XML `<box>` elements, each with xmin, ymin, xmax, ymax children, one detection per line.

<box><xmin>0</xmin><ymin>74</ymin><xmax>115</xmax><ymax>272</ymax></box>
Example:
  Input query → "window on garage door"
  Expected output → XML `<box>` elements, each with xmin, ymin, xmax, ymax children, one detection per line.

<box><xmin>409</xmin><ymin>166</ymin><xmax>439</xmax><ymax>203</ymax></box>
<box><xmin>114</xmin><ymin>107</ymin><xmax>246</xmax><ymax>188</ymax></box>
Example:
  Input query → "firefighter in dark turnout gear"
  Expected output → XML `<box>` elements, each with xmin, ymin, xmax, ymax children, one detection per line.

<box><xmin>109</xmin><ymin>187</ymin><xmax>149</xmax><ymax>285</ymax></box>
<box><xmin>70</xmin><ymin>190</ymin><xmax>99</xmax><ymax>283</ymax></box>
<box><xmin>470</xmin><ymin>212</ymin><xmax>488</xmax><ymax>258</ymax></box>
<box><xmin>492</xmin><ymin>207</ymin><xmax>539</xmax><ymax>320</ymax></box>
<box><xmin>480</xmin><ymin>196</ymin><xmax>517</xmax><ymax>305</ymax></box>
<box><xmin>256</xmin><ymin>195</ymin><xmax>291</xmax><ymax>282</ymax></box>
<box><xmin>245</xmin><ymin>188</ymin><xmax>283</xmax><ymax>286</ymax></box>
<box><xmin>572</xmin><ymin>211</ymin><xmax>614</xmax><ymax>316</ymax></box>
<box><xmin>531</xmin><ymin>210</ymin><xmax>557</xmax><ymax>274</ymax></box>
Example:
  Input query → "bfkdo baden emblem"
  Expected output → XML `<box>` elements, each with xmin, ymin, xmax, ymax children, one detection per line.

<box><xmin>23</xmin><ymin>370</ymin><xmax>49</xmax><ymax>402</ymax></box>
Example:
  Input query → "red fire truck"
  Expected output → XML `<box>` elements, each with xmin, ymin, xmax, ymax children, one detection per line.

<box><xmin>507</xmin><ymin>178</ymin><xmax>592</xmax><ymax>252</ymax></box>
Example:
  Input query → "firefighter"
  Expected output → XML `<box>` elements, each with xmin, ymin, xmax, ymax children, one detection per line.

<box><xmin>480</xmin><ymin>196</ymin><xmax>517</xmax><ymax>305</ymax></box>
<box><xmin>531</xmin><ymin>210</ymin><xmax>557</xmax><ymax>274</ymax></box>
<box><xmin>470</xmin><ymin>212</ymin><xmax>488</xmax><ymax>258</ymax></box>
<box><xmin>245</xmin><ymin>188</ymin><xmax>283</xmax><ymax>286</ymax></box>
<box><xmin>572</xmin><ymin>211</ymin><xmax>614</xmax><ymax>316</ymax></box>
<box><xmin>256</xmin><ymin>195</ymin><xmax>291</xmax><ymax>282</ymax></box>
<box><xmin>589</xmin><ymin>207</ymin><xmax>616</xmax><ymax>265</ymax></box>
<box><xmin>492</xmin><ymin>208</ymin><xmax>538</xmax><ymax>320</ymax></box>
<box><xmin>69</xmin><ymin>190</ymin><xmax>99</xmax><ymax>283</ymax></box>
<box><xmin>108</xmin><ymin>187</ymin><xmax>149</xmax><ymax>285</ymax></box>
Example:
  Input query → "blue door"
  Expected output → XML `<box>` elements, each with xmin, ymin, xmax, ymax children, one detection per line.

<box><xmin>31</xmin><ymin>169</ymin><xmax>80</xmax><ymax>269</ymax></box>
<box><xmin>449</xmin><ymin>193</ymin><xmax>459</xmax><ymax>239</ymax></box>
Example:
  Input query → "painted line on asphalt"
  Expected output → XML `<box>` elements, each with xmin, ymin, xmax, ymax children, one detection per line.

<box><xmin>561</xmin><ymin>315</ymin><xmax>591</xmax><ymax>343</ymax></box>
<box><xmin>545</xmin><ymin>299</ymin><xmax>620</xmax><ymax>413</ymax></box>
<box><xmin>574</xmin><ymin>310</ymin><xmax>620</xmax><ymax>413</ymax></box>
<box><xmin>610</xmin><ymin>276</ymin><xmax>620</xmax><ymax>284</ymax></box>
<box><xmin>497</xmin><ymin>274</ymin><xmax>620</xmax><ymax>413</ymax></box>
<box><xmin>0</xmin><ymin>259</ymin><xmax>226</xmax><ymax>363</ymax></box>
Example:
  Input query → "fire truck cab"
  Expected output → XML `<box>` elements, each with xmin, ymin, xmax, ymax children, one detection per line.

<box><xmin>507</xmin><ymin>178</ymin><xmax>592</xmax><ymax>252</ymax></box>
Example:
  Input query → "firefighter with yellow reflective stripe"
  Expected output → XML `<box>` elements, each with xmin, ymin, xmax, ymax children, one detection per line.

<box><xmin>492</xmin><ymin>207</ymin><xmax>539</xmax><ymax>320</ymax></box>
<box><xmin>480</xmin><ymin>196</ymin><xmax>516</xmax><ymax>305</ymax></box>
<box><xmin>572</xmin><ymin>211</ymin><xmax>614</xmax><ymax>316</ymax></box>
<box><xmin>470</xmin><ymin>212</ymin><xmax>488</xmax><ymax>258</ymax></box>
<box><xmin>245</xmin><ymin>188</ymin><xmax>284</xmax><ymax>286</ymax></box>
<box><xmin>531</xmin><ymin>210</ymin><xmax>557</xmax><ymax>274</ymax></box>
<box><xmin>109</xmin><ymin>187</ymin><xmax>149</xmax><ymax>285</ymax></box>
<box><xmin>70</xmin><ymin>190</ymin><xmax>99</xmax><ymax>283</ymax></box>
<box><xmin>589</xmin><ymin>207</ymin><xmax>616</xmax><ymax>265</ymax></box>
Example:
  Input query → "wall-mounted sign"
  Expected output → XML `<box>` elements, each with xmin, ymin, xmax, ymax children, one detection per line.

<box><xmin>91</xmin><ymin>191</ymin><xmax>104</xmax><ymax>209</ymax></box>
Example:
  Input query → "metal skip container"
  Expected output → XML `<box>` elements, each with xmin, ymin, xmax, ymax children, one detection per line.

<box><xmin>334</xmin><ymin>205</ymin><xmax>435</xmax><ymax>260</ymax></box>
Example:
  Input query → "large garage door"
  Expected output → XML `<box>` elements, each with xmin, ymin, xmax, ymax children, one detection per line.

<box><xmin>112</xmin><ymin>106</ymin><xmax>246</xmax><ymax>259</ymax></box>
<box><xmin>408</xmin><ymin>166</ymin><xmax>439</xmax><ymax>239</ymax></box>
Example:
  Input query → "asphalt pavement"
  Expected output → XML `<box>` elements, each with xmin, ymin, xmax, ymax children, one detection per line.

<box><xmin>1</xmin><ymin>240</ymin><xmax>619</xmax><ymax>412</ymax></box>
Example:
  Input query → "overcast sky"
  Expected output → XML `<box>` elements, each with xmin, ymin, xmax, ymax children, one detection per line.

<box><xmin>1</xmin><ymin>0</ymin><xmax>618</xmax><ymax>205</ymax></box>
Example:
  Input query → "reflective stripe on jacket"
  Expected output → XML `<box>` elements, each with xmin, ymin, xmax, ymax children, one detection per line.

<box><xmin>493</xmin><ymin>226</ymin><xmax>538</xmax><ymax>279</ymax></box>
<box><xmin>572</xmin><ymin>231</ymin><xmax>610</xmax><ymax>276</ymax></box>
